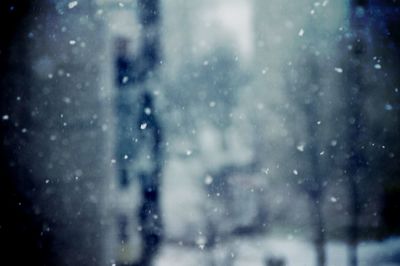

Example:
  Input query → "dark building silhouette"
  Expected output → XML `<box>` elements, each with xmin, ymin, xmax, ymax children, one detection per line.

<box><xmin>113</xmin><ymin>1</ymin><xmax>164</xmax><ymax>265</ymax></box>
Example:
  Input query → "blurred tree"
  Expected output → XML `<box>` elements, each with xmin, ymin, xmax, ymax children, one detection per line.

<box><xmin>286</xmin><ymin>53</ymin><xmax>327</xmax><ymax>266</ymax></box>
<box><xmin>164</xmin><ymin>46</ymin><xmax>249</xmax><ymax>148</ymax></box>
<box><xmin>343</xmin><ymin>1</ymin><xmax>371</xmax><ymax>265</ymax></box>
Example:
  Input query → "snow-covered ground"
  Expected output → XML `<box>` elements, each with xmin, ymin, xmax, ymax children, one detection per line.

<box><xmin>154</xmin><ymin>236</ymin><xmax>400</xmax><ymax>266</ymax></box>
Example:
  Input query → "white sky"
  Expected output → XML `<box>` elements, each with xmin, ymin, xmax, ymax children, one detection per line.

<box><xmin>100</xmin><ymin>0</ymin><xmax>254</xmax><ymax>60</ymax></box>
<box><xmin>200</xmin><ymin>0</ymin><xmax>254</xmax><ymax>59</ymax></box>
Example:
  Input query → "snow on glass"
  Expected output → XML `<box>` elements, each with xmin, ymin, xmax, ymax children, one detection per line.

<box><xmin>140</xmin><ymin>123</ymin><xmax>147</xmax><ymax>130</ymax></box>
<box><xmin>3</xmin><ymin>1</ymin><xmax>399</xmax><ymax>266</ymax></box>
<box><xmin>68</xmin><ymin>1</ymin><xmax>78</xmax><ymax>9</ymax></box>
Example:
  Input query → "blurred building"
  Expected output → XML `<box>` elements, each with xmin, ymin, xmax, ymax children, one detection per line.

<box><xmin>96</xmin><ymin>1</ymin><xmax>164</xmax><ymax>265</ymax></box>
